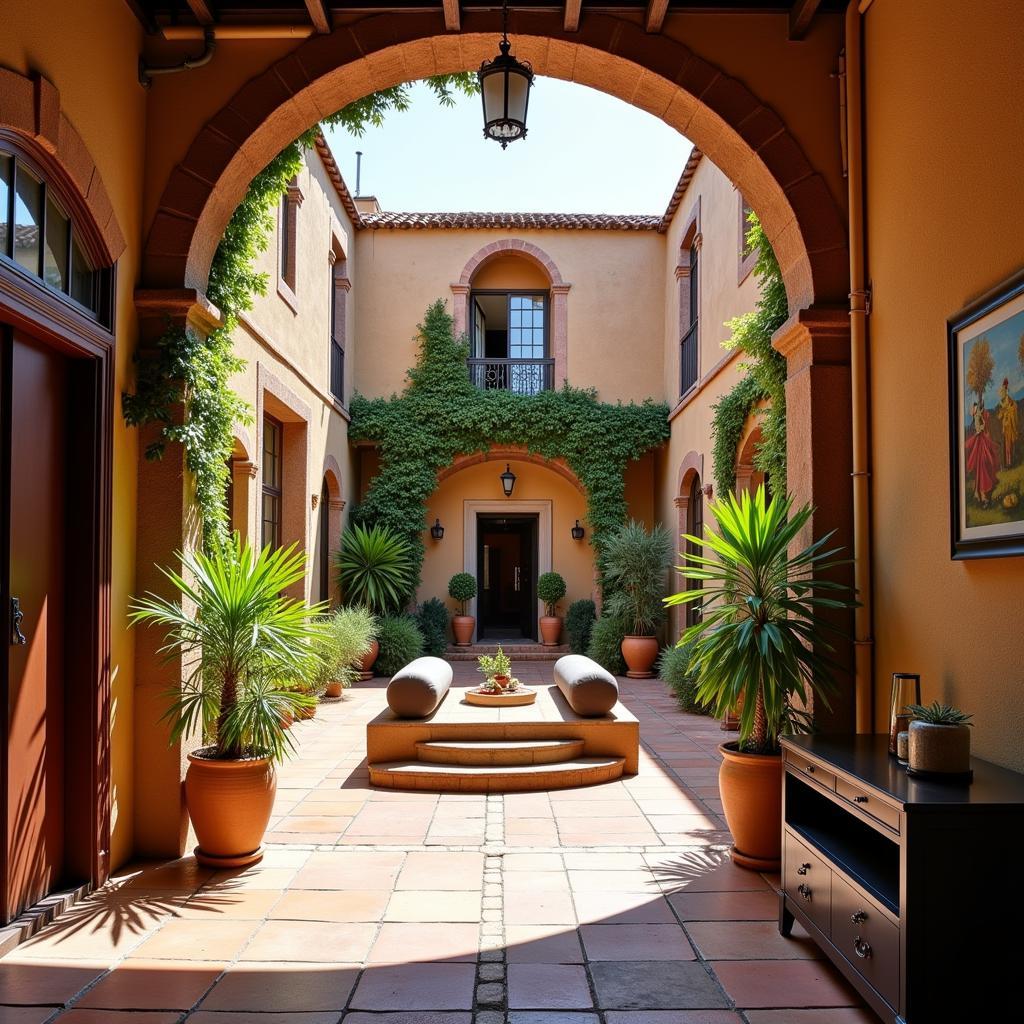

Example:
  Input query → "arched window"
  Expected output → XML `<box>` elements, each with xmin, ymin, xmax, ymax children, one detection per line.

<box><xmin>0</xmin><ymin>143</ymin><xmax>112</xmax><ymax>323</ymax></box>
<box><xmin>686</xmin><ymin>474</ymin><xmax>704</xmax><ymax>628</ymax></box>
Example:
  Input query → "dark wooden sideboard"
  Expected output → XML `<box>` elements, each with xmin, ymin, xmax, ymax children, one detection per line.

<box><xmin>780</xmin><ymin>734</ymin><xmax>1024</xmax><ymax>1023</ymax></box>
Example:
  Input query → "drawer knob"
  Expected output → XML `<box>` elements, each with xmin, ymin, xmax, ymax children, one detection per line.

<box><xmin>851</xmin><ymin>910</ymin><xmax>867</xmax><ymax>925</ymax></box>
<box><xmin>797</xmin><ymin>884</ymin><xmax>812</xmax><ymax>901</ymax></box>
<box><xmin>805</xmin><ymin>765</ymin><xmax>815</xmax><ymax>773</ymax></box>
<box><xmin>853</xmin><ymin>936</ymin><xmax>872</xmax><ymax>959</ymax></box>
<box><xmin>854</xmin><ymin>795</ymin><xmax>869</xmax><ymax>804</ymax></box>
<box><xmin>796</xmin><ymin>862</ymin><xmax>811</xmax><ymax>876</ymax></box>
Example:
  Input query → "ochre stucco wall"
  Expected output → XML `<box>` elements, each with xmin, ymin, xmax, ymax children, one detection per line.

<box><xmin>865</xmin><ymin>0</ymin><xmax>1024</xmax><ymax>769</ymax></box>
<box><xmin>1</xmin><ymin>0</ymin><xmax>146</xmax><ymax>866</ymax></box>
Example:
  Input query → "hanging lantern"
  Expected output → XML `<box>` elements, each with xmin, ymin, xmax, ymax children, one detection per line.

<box><xmin>500</xmin><ymin>463</ymin><xmax>517</xmax><ymax>497</ymax></box>
<box><xmin>430</xmin><ymin>518</ymin><xmax>445</xmax><ymax>541</ymax></box>
<box><xmin>478</xmin><ymin>0</ymin><xmax>534</xmax><ymax>149</ymax></box>
<box><xmin>571</xmin><ymin>520</ymin><xmax>585</xmax><ymax>541</ymax></box>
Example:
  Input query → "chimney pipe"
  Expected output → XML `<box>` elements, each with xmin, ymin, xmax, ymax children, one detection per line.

<box><xmin>355</xmin><ymin>151</ymin><xmax>363</xmax><ymax>197</ymax></box>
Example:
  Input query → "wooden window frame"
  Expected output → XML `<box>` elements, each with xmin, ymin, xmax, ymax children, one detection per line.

<box><xmin>261</xmin><ymin>414</ymin><xmax>283</xmax><ymax>550</ymax></box>
<box><xmin>737</xmin><ymin>191</ymin><xmax>757</xmax><ymax>284</ymax></box>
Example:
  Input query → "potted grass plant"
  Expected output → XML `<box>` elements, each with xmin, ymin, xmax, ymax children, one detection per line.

<box><xmin>603</xmin><ymin>520</ymin><xmax>673</xmax><ymax>678</ymax></box>
<box><xmin>666</xmin><ymin>486</ymin><xmax>855</xmax><ymax>870</ymax></box>
<box><xmin>907</xmin><ymin>701</ymin><xmax>974</xmax><ymax>777</ymax></box>
<box><xmin>130</xmin><ymin>538</ymin><xmax>327</xmax><ymax>868</ymax></box>
<box><xmin>537</xmin><ymin>571</ymin><xmax>567</xmax><ymax>646</ymax></box>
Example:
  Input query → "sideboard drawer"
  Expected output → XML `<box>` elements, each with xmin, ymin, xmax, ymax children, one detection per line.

<box><xmin>787</xmin><ymin>749</ymin><xmax>836</xmax><ymax>791</ymax></box>
<box><xmin>784</xmin><ymin>831</ymin><xmax>831</xmax><ymax>935</ymax></box>
<box><xmin>830</xmin><ymin>873</ymin><xmax>899</xmax><ymax>1008</ymax></box>
<box><xmin>835</xmin><ymin>777</ymin><xmax>901</xmax><ymax>834</ymax></box>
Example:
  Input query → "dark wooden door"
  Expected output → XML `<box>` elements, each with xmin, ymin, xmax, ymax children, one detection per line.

<box><xmin>3</xmin><ymin>329</ymin><xmax>68</xmax><ymax>923</ymax></box>
<box><xmin>477</xmin><ymin>515</ymin><xmax>537</xmax><ymax>641</ymax></box>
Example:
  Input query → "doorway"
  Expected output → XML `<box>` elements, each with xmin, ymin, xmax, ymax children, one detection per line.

<box><xmin>477</xmin><ymin>514</ymin><xmax>538</xmax><ymax>641</ymax></box>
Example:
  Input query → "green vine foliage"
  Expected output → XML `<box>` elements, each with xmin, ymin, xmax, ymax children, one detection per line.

<box><xmin>122</xmin><ymin>75</ymin><xmax>478</xmax><ymax>552</ymax></box>
<box><xmin>710</xmin><ymin>213</ymin><xmax>789</xmax><ymax>497</ymax></box>
<box><xmin>349</xmin><ymin>302</ymin><xmax>669</xmax><ymax>594</ymax></box>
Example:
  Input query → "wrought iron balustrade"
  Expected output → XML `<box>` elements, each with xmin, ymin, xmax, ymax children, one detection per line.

<box><xmin>467</xmin><ymin>357</ymin><xmax>554</xmax><ymax>396</ymax></box>
<box><xmin>680</xmin><ymin>321</ymin><xmax>699</xmax><ymax>395</ymax></box>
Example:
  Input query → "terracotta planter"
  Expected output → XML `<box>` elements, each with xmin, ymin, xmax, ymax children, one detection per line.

<box><xmin>324</xmin><ymin>680</ymin><xmax>344</xmax><ymax>699</ymax></box>
<box><xmin>908</xmin><ymin>721</ymin><xmax>971</xmax><ymax>775</ymax></box>
<box><xmin>718</xmin><ymin>741</ymin><xmax>782</xmax><ymax>871</ymax></box>
<box><xmin>185</xmin><ymin>751</ymin><xmax>277</xmax><ymax>868</ymax></box>
<box><xmin>452</xmin><ymin>615</ymin><xmax>475</xmax><ymax>646</ymax></box>
<box><xmin>357</xmin><ymin>639</ymin><xmax>380</xmax><ymax>680</ymax></box>
<box><xmin>621</xmin><ymin>635</ymin><xmax>659</xmax><ymax>678</ymax></box>
<box><xmin>492</xmin><ymin>674</ymin><xmax>512</xmax><ymax>691</ymax></box>
<box><xmin>539</xmin><ymin>615</ymin><xmax>562</xmax><ymax>646</ymax></box>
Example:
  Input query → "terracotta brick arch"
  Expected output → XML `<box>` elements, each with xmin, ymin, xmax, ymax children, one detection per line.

<box><xmin>143</xmin><ymin>10</ymin><xmax>847</xmax><ymax>314</ymax></box>
<box><xmin>458</xmin><ymin>239</ymin><xmax>565</xmax><ymax>289</ymax></box>
<box><xmin>436</xmin><ymin>446</ymin><xmax>585</xmax><ymax>497</ymax></box>
<box><xmin>0</xmin><ymin>69</ymin><xmax>126</xmax><ymax>263</ymax></box>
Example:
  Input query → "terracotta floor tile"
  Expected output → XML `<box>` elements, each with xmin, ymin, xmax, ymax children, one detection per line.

<box><xmin>269</xmin><ymin>889</ymin><xmax>389</xmax><ymax>922</ymax></box>
<box><xmin>504</xmin><ymin>924</ymin><xmax>585</xmax><ymax>963</ymax></box>
<box><xmin>384</xmin><ymin>890</ymin><xmax>481</xmax><ymax>922</ymax></box>
<box><xmin>204</xmin><ymin>868</ymin><xmax>298</xmax><ymax>893</ymax></box>
<box><xmin>744</xmin><ymin>1011</ymin><xmax>878</xmax><ymax>1024</ymax></box>
<box><xmin>686</xmin><ymin>921</ymin><xmax>819</xmax><ymax>960</ymax></box>
<box><xmin>553</xmin><ymin>801</ymin><xmax>647</xmax><ymax>818</ymax></box>
<box><xmin>504</xmin><ymin>872</ymin><xmax>569</xmax><ymax>893</ymax></box>
<box><xmin>503</xmin><ymin>854</ymin><xmax>564</xmax><ymax>872</ymax></box>
<box><xmin>127</xmin><ymin>920</ymin><xmax>258</xmax><ymax>961</ymax></box>
<box><xmin>58</xmin><ymin>1012</ymin><xmax>182</xmax><ymax>1023</ymax></box>
<box><xmin>504</xmin><ymin>892</ymin><xmax>577</xmax><ymax>926</ymax></box>
<box><xmin>111</xmin><ymin>859</ymin><xmax>214</xmax><ymax>893</ymax></box>
<box><xmin>395</xmin><ymin>852</ymin><xmax>484</xmax><ymax>891</ymax></box>
<box><xmin>573</xmin><ymin>892</ymin><xmax>677</xmax><ymax>925</ymax></box>
<box><xmin>562</xmin><ymin>853</ymin><xmax>649</xmax><ymax>870</ymax></box>
<box><xmin>668</xmin><ymin>889</ymin><xmax>779</xmax><ymax>922</ymax></box>
<box><xmin>603</xmin><ymin>1013</ymin><xmax>742</xmax><ymax>1023</ymax></box>
<box><xmin>349</xmin><ymin>963</ymin><xmax>477</xmax><ymax>1010</ymax></box>
<box><xmin>581</xmin><ymin>924</ymin><xmax>695</xmax><ymax>961</ymax></box>
<box><xmin>198</xmin><ymin>961</ymin><xmax>358</xmax><ymax>1011</ymax></box>
<box><xmin>367</xmin><ymin>922</ymin><xmax>479</xmax><ymax>963</ymax></box>
<box><xmin>505</xmin><ymin>818</ymin><xmax>560</xmax><ymax>839</ymax></box>
<box><xmin>186</xmin><ymin>1013</ymin><xmax>340</xmax><ymax>1023</ymax></box>
<box><xmin>77</xmin><ymin>959</ymin><xmax>225</xmax><ymax>1009</ymax></box>
<box><xmin>291</xmin><ymin>852</ymin><xmax>403</xmax><ymax>890</ymax></box>
<box><xmin>177</xmin><ymin>889</ymin><xmax>283</xmax><ymax>920</ymax></box>
<box><xmin>239</xmin><ymin>920</ymin><xmax>376</xmax><ymax>962</ymax></box>
<box><xmin>710</xmin><ymin>960</ymin><xmax>861</xmax><ymax>1008</ymax></box>
<box><xmin>646</xmin><ymin>853</ymin><xmax>771</xmax><ymax>894</ymax></box>
<box><xmin>568</xmin><ymin>870</ymin><xmax>660</xmax><ymax>893</ymax></box>
<box><xmin>589</xmin><ymin>961</ymin><xmax>730</xmax><ymax>1010</ymax></box>
<box><xmin>275</xmin><ymin>816</ymin><xmax>353</xmax><ymax>833</ymax></box>
<box><xmin>0</xmin><ymin>960</ymin><xmax>106</xmax><ymax>1005</ymax></box>
<box><xmin>646</xmin><ymin>815</ymin><xmax>722</xmax><ymax>833</ymax></box>
<box><xmin>343</xmin><ymin>1015</ymin><xmax>472</xmax><ymax>1024</ymax></box>
<box><xmin>507</xmin><ymin>964</ymin><xmax>593</xmax><ymax>1009</ymax></box>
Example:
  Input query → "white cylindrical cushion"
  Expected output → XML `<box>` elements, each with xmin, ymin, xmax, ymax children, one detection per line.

<box><xmin>553</xmin><ymin>654</ymin><xmax>620</xmax><ymax>716</ymax></box>
<box><xmin>386</xmin><ymin>656</ymin><xmax>454</xmax><ymax>718</ymax></box>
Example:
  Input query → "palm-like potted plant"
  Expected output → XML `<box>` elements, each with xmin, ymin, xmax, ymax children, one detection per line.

<box><xmin>666</xmin><ymin>486</ymin><xmax>854</xmax><ymax>870</ymax></box>
<box><xmin>449</xmin><ymin>571</ymin><xmax>478</xmax><ymax>646</ymax></box>
<box><xmin>537</xmin><ymin>571</ymin><xmax>567</xmax><ymax>646</ymax></box>
<box><xmin>603</xmin><ymin>521</ymin><xmax>673</xmax><ymax>677</ymax></box>
<box><xmin>130</xmin><ymin>539</ymin><xmax>326</xmax><ymax>868</ymax></box>
<box><xmin>337</xmin><ymin>523</ymin><xmax>413</xmax><ymax>677</ymax></box>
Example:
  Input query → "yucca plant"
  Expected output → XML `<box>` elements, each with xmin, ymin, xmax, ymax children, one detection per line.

<box><xmin>130</xmin><ymin>538</ymin><xmax>328</xmax><ymax>763</ymax></box>
<box><xmin>336</xmin><ymin>523</ymin><xmax>415</xmax><ymax>614</ymax></box>
<box><xmin>666</xmin><ymin>486</ymin><xmax>855</xmax><ymax>755</ymax></box>
<box><xmin>907</xmin><ymin>702</ymin><xmax>973</xmax><ymax>726</ymax></box>
<box><xmin>603</xmin><ymin>521</ymin><xmax>673</xmax><ymax>636</ymax></box>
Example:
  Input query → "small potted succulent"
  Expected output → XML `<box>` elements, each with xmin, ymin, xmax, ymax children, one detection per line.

<box><xmin>478</xmin><ymin>645</ymin><xmax>514</xmax><ymax>690</ymax></box>
<box><xmin>449</xmin><ymin>572</ymin><xmax>478</xmax><ymax>646</ymax></box>
<box><xmin>907</xmin><ymin>701</ymin><xmax>974</xmax><ymax>777</ymax></box>
<box><xmin>537</xmin><ymin>571</ymin><xmax>567</xmax><ymax>646</ymax></box>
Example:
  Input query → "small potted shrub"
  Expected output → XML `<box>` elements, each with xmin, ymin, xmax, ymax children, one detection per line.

<box><xmin>449</xmin><ymin>572</ymin><xmax>478</xmax><ymax>646</ymax></box>
<box><xmin>478</xmin><ymin>645</ymin><xmax>514</xmax><ymax>690</ymax></box>
<box><xmin>537</xmin><ymin>571</ymin><xmax>567</xmax><ymax>646</ymax></box>
<box><xmin>666</xmin><ymin>486</ymin><xmax>855</xmax><ymax>870</ymax></box>
<box><xmin>337</xmin><ymin>523</ymin><xmax>414</xmax><ymax>676</ymax></box>
<box><xmin>603</xmin><ymin>520</ymin><xmax>673</xmax><ymax>678</ymax></box>
<box><xmin>131</xmin><ymin>539</ymin><xmax>325</xmax><ymax>868</ymax></box>
<box><xmin>907</xmin><ymin>701</ymin><xmax>973</xmax><ymax>777</ymax></box>
<box><xmin>374</xmin><ymin>614</ymin><xmax>425</xmax><ymax>676</ymax></box>
<box><xmin>566</xmin><ymin>598</ymin><xmax>597</xmax><ymax>654</ymax></box>
<box><xmin>319</xmin><ymin>607</ymin><xmax>376</xmax><ymax>698</ymax></box>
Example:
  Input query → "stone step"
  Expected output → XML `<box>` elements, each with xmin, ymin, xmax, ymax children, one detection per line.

<box><xmin>446</xmin><ymin>644</ymin><xmax>569</xmax><ymax>662</ymax></box>
<box><xmin>368</xmin><ymin>756</ymin><xmax>625</xmax><ymax>793</ymax></box>
<box><xmin>416</xmin><ymin>738</ymin><xmax>586</xmax><ymax>766</ymax></box>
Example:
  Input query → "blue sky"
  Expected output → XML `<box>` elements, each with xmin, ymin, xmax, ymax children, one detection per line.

<box><xmin>322</xmin><ymin>77</ymin><xmax>693</xmax><ymax>215</ymax></box>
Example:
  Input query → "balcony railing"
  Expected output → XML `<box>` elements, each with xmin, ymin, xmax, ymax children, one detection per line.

<box><xmin>680</xmin><ymin>321</ymin><xmax>699</xmax><ymax>396</ymax></box>
<box><xmin>467</xmin><ymin>357</ymin><xmax>554</xmax><ymax>396</ymax></box>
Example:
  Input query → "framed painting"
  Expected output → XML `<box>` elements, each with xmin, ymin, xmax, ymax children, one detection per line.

<box><xmin>948</xmin><ymin>268</ymin><xmax>1024</xmax><ymax>559</ymax></box>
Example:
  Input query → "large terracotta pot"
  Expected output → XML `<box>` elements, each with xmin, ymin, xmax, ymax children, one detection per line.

<box><xmin>539</xmin><ymin>615</ymin><xmax>562</xmax><ymax>646</ymax></box>
<box><xmin>185</xmin><ymin>751</ymin><xmax>277</xmax><ymax>869</ymax></box>
<box><xmin>621</xmin><ymin>635</ymin><xmax>659</xmax><ymax>678</ymax></box>
<box><xmin>357</xmin><ymin>639</ymin><xmax>380</xmax><ymax>680</ymax></box>
<box><xmin>718</xmin><ymin>741</ymin><xmax>782</xmax><ymax>871</ymax></box>
<box><xmin>452</xmin><ymin>615</ymin><xmax>475</xmax><ymax>646</ymax></box>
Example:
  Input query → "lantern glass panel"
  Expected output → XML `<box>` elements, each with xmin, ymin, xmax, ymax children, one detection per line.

<box><xmin>506</xmin><ymin>71</ymin><xmax>529</xmax><ymax>124</ymax></box>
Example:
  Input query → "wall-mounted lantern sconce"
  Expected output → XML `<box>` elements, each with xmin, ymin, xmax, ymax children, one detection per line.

<box><xmin>430</xmin><ymin>518</ymin><xmax>445</xmax><ymax>541</ymax></box>
<box><xmin>500</xmin><ymin>463</ymin><xmax>517</xmax><ymax>498</ymax></box>
<box><xmin>571</xmin><ymin>520</ymin><xmax>585</xmax><ymax>541</ymax></box>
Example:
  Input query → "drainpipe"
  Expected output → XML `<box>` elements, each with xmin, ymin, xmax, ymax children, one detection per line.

<box><xmin>845</xmin><ymin>0</ymin><xmax>874</xmax><ymax>733</ymax></box>
<box><xmin>139</xmin><ymin>27</ymin><xmax>216</xmax><ymax>87</ymax></box>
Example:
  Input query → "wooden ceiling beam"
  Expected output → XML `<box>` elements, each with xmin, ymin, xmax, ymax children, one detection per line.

<box><xmin>183</xmin><ymin>0</ymin><xmax>214</xmax><ymax>25</ymax></box>
<box><xmin>645</xmin><ymin>0</ymin><xmax>669</xmax><ymax>34</ymax></box>
<box><xmin>564</xmin><ymin>0</ymin><xmax>582</xmax><ymax>33</ymax></box>
<box><xmin>442</xmin><ymin>0</ymin><xmax>461</xmax><ymax>32</ymax></box>
<box><xmin>303</xmin><ymin>0</ymin><xmax>331</xmax><ymax>34</ymax></box>
<box><xmin>789</xmin><ymin>0</ymin><xmax>823</xmax><ymax>40</ymax></box>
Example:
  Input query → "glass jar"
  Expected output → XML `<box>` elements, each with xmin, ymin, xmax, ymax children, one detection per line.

<box><xmin>888</xmin><ymin>673</ymin><xmax>921</xmax><ymax>756</ymax></box>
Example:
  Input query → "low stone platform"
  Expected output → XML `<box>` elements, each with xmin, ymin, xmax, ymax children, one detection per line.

<box><xmin>367</xmin><ymin>682</ymin><xmax>639</xmax><ymax>791</ymax></box>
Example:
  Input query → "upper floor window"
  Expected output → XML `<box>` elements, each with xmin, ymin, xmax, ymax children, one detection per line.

<box><xmin>329</xmin><ymin>250</ymin><xmax>347</xmax><ymax>405</ymax></box>
<box><xmin>0</xmin><ymin>147</ymin><xmax>109</xmax><ymax>322</ymax></box>
<box><xmin>738</xmin><ymin>192</ymin><xmax>757</xmax><ymax>282</ymax></box>
<box><xmin>469</xmin><ymin>290</ymin><xmax>551</xmax><ymax>395</ymax></box>
<box><xmin>277</xmin><ymin>178</ymin><xmax>302</xmax><ymax>306</ymax></box>
<box><xmin>261</xmin><ymin>415</ymin><xmax>283</xmax><ymax>550</ymax></box>
<box><xmin>680</xmin><ymin>240</ymin><xmax>699</xmax><ymax>396</ymax></box>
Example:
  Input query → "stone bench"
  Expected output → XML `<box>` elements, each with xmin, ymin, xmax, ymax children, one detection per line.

<box><xmin>553</xmin><ymin>654</ymin><xmax>620</xmax><ymax>717</ymax></box>
<box><xmin>386</xmin><ymin>656</ymin><xmax>453</xmax><ymax>719</ymax></box>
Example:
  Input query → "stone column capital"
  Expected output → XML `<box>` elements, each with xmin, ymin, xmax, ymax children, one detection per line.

<box><xmin>772</xmin><ymin>306</ymin><xmax>850</xmax><ymax>369</ymax></box>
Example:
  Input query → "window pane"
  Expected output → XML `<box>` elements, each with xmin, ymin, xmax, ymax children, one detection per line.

<box><xmin>43</xmin><ymin>195</ymin><xmax>69</xmax><ymax>292</ymax></box>
<box><xmin>70</xmin><ymin>236</ymin><xmax>96</xmax><ymax>310</ymax></box>
<box><xmin>14</xmin><ymin>164</ymin><xmax>42</xmax><ymax>276</ymax></box>
<box><xmin>0</xmin><ymin>155</ymin><xmax>10</xmax><ymax>257</ymax></box>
